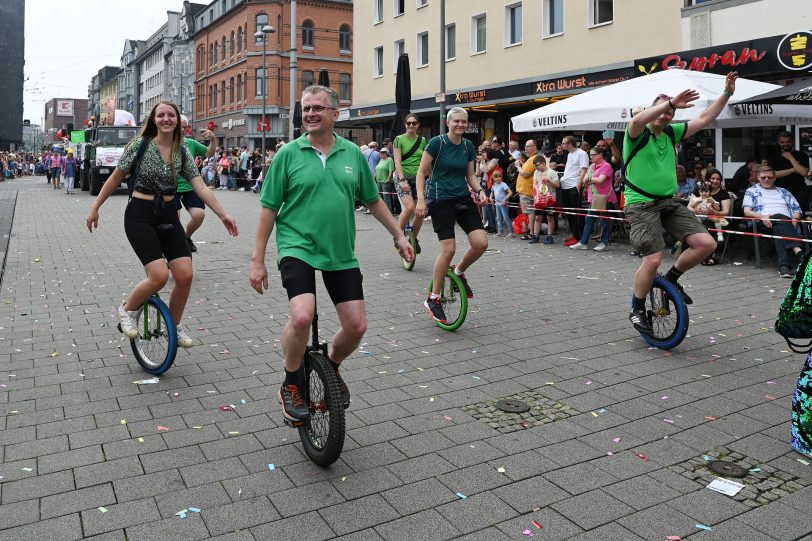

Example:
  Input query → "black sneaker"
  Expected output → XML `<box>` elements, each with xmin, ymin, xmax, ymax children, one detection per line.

<box><xmin>779</xmin><ymin>266</ymin><xmax>793</xmax><ymax>278</ymax></box>
<box><xmin>414</xmin><ymin>238</ymin><xmax>421</xmax><ymax>255</ymax></box>
<box><xmin>668</xmin><ymin>280</ymin><xmax>693</xmax><ymax>305</ymax></box>
<box><xmin>332</xmin><ymin>365</ymin><xmax>351</xmax><ymax>409</ymax></box>
<box><xmin>187</xmin><ymin>237</ymin><xmax>197</xmax><ymax>253</ymax></box>
<box><xmin>424</xmin><ymin>297</ymin><xmax>447</xmax><ymax>323</ymax></box>
<box><xmin>278</xmin><ymin>384</ymin><xmax>309</xmax><ymax>421</ymax></box>
<box><xmin>629</xmin><ymin>307</ymin><xmax>652</xmax><ymax>334</ymax></box>
<box><xmin>452</xmin><ymin>271</ymin><xmax>474</xmax><ymax>299</ymax></box>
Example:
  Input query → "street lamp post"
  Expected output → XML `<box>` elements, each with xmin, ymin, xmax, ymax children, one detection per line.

<box><xmin>254</xmin><ymin>24</ymin><xmax>276</xmax><ymax>180</ymax></box>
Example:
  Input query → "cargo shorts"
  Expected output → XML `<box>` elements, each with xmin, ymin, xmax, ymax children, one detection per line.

<box><xmin>624</xmin><ymin>198</ymin><xmax>709</xmax><ymax>257</ymax></box>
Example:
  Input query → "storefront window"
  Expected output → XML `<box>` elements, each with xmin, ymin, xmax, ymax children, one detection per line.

<box><xmin>722</xmin><ymin>126</ymin><xmax>785</xmax><ymax>176</ymax></box>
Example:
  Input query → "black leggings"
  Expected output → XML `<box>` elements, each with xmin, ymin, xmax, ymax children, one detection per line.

<box><xmin>124</xmin><ymin>198</ymin><xmax>191</xmax><ymax>266</ymax></box>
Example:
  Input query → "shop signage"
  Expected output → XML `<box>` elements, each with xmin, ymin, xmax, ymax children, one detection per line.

<box><xmin>454</xmin><ymin>90</ymin><xmax>487</xmax><ymax>103</ymax></box>
<box><xmin>56</xmin><ymin>100</ymin><xmax>74</xmax><ymax>117</ymax></box>
<box><xmin>465</xmin><ymin>121</ymin><xmax>479</xmax><ymax>134</ymax></box>
<box><xmin>533</xmin><ymin>68</ymin><xmax>633</xmax><ymax>95</ymax></box>
<box><xmin>357</xmin><ymin>108</ymin><xmax>381</xmax><ymax>117</ymax></box>
<box><xmin>221</xmin><ymin>118</ymin><xmax>246</xmax><ymax>129</ymax></box>
<box><xmin>635</xmin><ymin>32</ymin><xmax>812</xmax><ymax>77</ymax></box>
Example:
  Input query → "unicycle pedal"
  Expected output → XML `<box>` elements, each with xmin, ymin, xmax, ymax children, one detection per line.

<box><xmin>283</xmin><ymin>417</ymin><xmax>305</xmax><ymax>428</ymax></box>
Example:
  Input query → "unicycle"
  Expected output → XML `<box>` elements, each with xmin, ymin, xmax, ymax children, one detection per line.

<box><xmin>123</xmin><ymin>293</ymin><xmax>178</xmax><ymax>375</ymax></box>
<box><xmin>401</xmin><ymin>225</ymin><xmax>417</xmax><ymax>271</ymax></box>
<box><xmin>427</xmin><ymin>266</ymin><xmax>469</xmax><ymax>332</ymax></box>
<box><xmin>634</xmin><ymin>276</ymin><xmax>689</xmax><ymax>350</ymax></box>
<box><xmin>284</xmin><ymin>308</ymin><xmax>346</xmax><ymax>466</ymax></box>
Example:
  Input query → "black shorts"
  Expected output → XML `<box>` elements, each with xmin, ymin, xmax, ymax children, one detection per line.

<box><xmin>427</xmin><ymin>196</ymin><xmax>485</xmax><ymax>241</ymax></box>
<box><xmin>174</xmin><ymin>190</ymin><xmax>206</xmax><ymax>211</ymax></box>
<box><xmin>124</xmin><ymin>198</ymin><xmax>191</xmax><ymax>266</ymax></box>
<box><xmin>279</xmin><ymin>257</ymin><xmax>364</xmax><ymax>304</ymax></box>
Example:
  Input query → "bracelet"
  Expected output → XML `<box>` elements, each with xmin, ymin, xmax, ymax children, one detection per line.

<box><xmin>722</xmin><ymin>89</ymin><xmax>733</xmax><ymax>97</ymax></box>
<box><xmin>667</xmin><ymin>100</ymin><xmax>676</xmax><ymax>111</ymax></box>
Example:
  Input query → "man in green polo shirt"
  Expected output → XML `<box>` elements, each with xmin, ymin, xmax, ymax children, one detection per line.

<box><xmin>176</xmin><ymin>115</ymin><xmax>217</xmax><ymax>253</ymax></box>
<box><xmin>249</xmin><ymin>85</ymin><xmax>413</xmax><ymax>422</ymax></box>
<box><xmin>626</xmin><ymin>72</ymin><xmax>738</xmax><ymax>334</ymax></box>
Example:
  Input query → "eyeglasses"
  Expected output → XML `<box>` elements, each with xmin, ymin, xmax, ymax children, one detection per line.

<box><xmin>405</xmin><ymin>121</ymin><xmax>418</xmax><ymax>126</ymax></box>
<box><xmin>302</xmin><ymin>105</ymin><xmax>336</xmax><ymax>114</ymax></box>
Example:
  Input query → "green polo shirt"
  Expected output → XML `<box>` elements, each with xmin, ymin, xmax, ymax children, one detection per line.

<box><xmin>622</xmin><ymin>122</ymin><xmax>687</xmax><ymax>206</ymax></box>
<box><xmin>177</xmin><ymin>137</ymin><xmax>210</xmax><ymax>193</ymax></box>
<box><xmin>259</xmin><ymin>133</ymin><xmax>380</xmax><ymax>271</ymax></box>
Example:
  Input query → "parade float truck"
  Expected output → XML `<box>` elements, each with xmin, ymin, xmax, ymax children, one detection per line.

<box><xmin>83</xmin><ymin>126</ymin><xmax>140</xmax><ymax>195</ymax></box>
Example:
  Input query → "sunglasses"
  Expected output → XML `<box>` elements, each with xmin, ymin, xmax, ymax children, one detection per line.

<box><xmin>405</xmin><ymin>121</ymin><xmax>418</xmax><ymax>126</ymax></box>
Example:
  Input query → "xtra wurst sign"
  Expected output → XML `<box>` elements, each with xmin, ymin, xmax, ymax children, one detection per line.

<box><xmin>635</xmin><ymin>32</ymin><xmax>812</xmax><ymax>78</ymax></box>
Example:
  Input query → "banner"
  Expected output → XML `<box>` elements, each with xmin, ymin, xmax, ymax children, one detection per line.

<box><xmin>56</xmin><ymin>99</ymin><xmax>74</xmax><ymax>117</ymax></box>
<box><xmin>70</xmin><ymin>131</ymin><xmax>85</xmax><ymax>143</ymax></box>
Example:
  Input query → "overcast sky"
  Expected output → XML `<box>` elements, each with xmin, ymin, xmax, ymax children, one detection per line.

<box><xmin>23</xmin><ymin>0</ymin><xmax>189</xmax><ymax>123</ymax></box>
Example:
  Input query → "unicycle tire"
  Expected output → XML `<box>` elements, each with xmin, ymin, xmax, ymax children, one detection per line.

<box><xmin>401</xmin><ymin>228</ymin><xmax>416</xmax><ymax>271</ymax></box>
<box><xmin>636</xmin><ymin>276</ymin><xmax>689</xmax><ymax>350</ymax></box>
<box><xmin>298</xmin><ymin>351</ymin><xmax>345</xmax><ymax>466</ymax></box>
<box><xmin>427</xmin><ymin>269</ymin><xmax>468</xmax><ymax>332</ymax></box>
<box><xmin>128</xmin><ymin>295</ymin><xmax>178</xmax><ymax>375</ymax></box>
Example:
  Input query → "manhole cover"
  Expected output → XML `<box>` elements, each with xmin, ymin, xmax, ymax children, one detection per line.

<box><xmin>496</xmin><ymin>399</ymin><xmax>530</xmax><ymax>413</ymax></box>
<box><xmin>708</xmin><ymin>460</ymin><xmax>748</xmax><ymax>478</ymax></box>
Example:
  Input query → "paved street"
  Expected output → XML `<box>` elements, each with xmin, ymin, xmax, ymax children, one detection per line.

<box><xmin>1</xmin><ymin>176</ymin><xmax>811</xmax><ymax>540</ymax></box>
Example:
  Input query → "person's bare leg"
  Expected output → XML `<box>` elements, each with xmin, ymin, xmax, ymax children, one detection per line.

<box><xmin>456</xmin><ymin>229</ymin><xmax>488</xmax><ymax>272</ymax></box>
<box><xmin>185</xmin><ymin>207</ymin><xmax>206</xmax><ymax>238</ymax></box>
<box><xmin>633</xmin><ymin>252</ymin><xmax>662</xmax><ymax>299</ymax></box>
<box><xmin>167</xmin><ymin>257</ymin><xmax>193</xmax><ymax>323</ymax></box>
<box><xmin>675</xmin><ymin>232</ymin><xmax>717</xmax><ymax>271</ymax></box>
<box><xmin>124</xmin><ymin>259</ymin><xmax>169</xmax><ymax>311</ymax></box>
<box><xmin>431</xmin><ymin>239</ymin><xmax>456</xmax><ymax>294</ymax></box>
<box><xmin>330</xmin><ymin>300</ymin><xmax>367</xmax><ymax>365</ymax></box>
<box><xmin>282</xmin><ymin>294</ymin><xmax>315</xmax><ymax>372</ymax></box>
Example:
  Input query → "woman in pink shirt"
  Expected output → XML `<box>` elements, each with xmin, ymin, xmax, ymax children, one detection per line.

<box><xmin>570</xmin><ymin>150</ymin><xmax>617</xmax><ymax>251</ymax></box>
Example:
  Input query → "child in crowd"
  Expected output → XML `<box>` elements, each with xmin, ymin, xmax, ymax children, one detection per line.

<box><xmin>688</xmin><ymin>181</ymin><xmax>726</xmax><ymax>242</ymax></box>
<box><xmin>489</xmin><ymin>168</ymin><xmax>513</xmax><ymax>237</ymax></box>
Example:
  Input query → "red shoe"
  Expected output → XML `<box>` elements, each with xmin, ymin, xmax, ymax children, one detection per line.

<box><xmin>563</xmin><ymin>237</ymin><xmax>579</xmax><ymax>246</ymax></box>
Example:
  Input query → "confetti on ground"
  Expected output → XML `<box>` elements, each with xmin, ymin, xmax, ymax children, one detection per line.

<box><xmin>496</xmin><ymin>467</ymin><xmax>506</xmax><ymax>473</ymax></box>
<box><xmin>796</xmin><ymin>458</ymin><xmax>810</xmax><ymax>466</ymax></box>
<box><xmin>591</xmin><ymin>412</ymin><xmax>599</xmax><ymax>417</ymax></box>
<box><xmin>661</xmin><ymin>396</ymin><xmax>668</xmax><ymax>400</ymax></box>
<box><xmin>188</xmin><ymin>507</ymin><xmax>201</xmax><ymax>513</ymax></box>
<box><xmin>429</xmin><ymin>397</ymin><xmax>435</xmax><ymax>402</ymax></box>
<box><xmin>704</xmin><ymin>416</ymin><xmax>717</xmax><ymax>421</ymax></box>
<box><xmin>472</xmin><ymin>375</ymin><xmax>480</xmax><ymax>380</ymax></box>
<box><xmin>268</xmin><ymin>464</ymin><xmax>276</xmax><ymax>471</ymax></box>
<box><xmin>700</xmin><ymin>374</ymin><xmax>712</xmax><ymax>378</ymax></box>
<box><xmin>613</xmin><ymin>437</ymin><xmax>621</xmax><ymax>443</ymax></box>
<box><xmin>702</xmin><ymin>455</ymin><xmax>712</xmax><ymax>461</ymax></box>
<box><xmin>176</xmin><ymin>510</ymin><xmax>188</xmax><ymax>519</ymax></box>
<box><xmin>137</xmin><ymin>437</ymin><xmax>144</xmax><ymax>443</ymax></box>
<box><xmin>663</xmin><ymin>419</ymin><xmax>674</xmax><ymax>424</ymax></box>
<box><xmin>443</xmin><ymin>415</ymin><xmax>453</xmax><ymax>421</ymax></box>
<box><xmin>133</xmin><ymin>378</ymin><xmax>159</xmax><ymax>384</ymax></box>
<box><xmin>228</xmin><ymin>431</ymin><xmax>240</xmax><ymax>435</ymax></box>
<box><xmin>120</xmin><ymin>420</ymin><xmax>127</xmax><ymax>425</ymax></box>
<box><xmin>749</xmin><ymin>467</ymin><xmax>762</xmax><ymax>472</ymax></box>
<box><xmin>598</xmin><ymin>408</ymin><xmax>607</xmax><ymax>413</ymax></box>
<box><xmin>522</xmin><ymin>530</ymin><xmax>534</xmax><ymax>537</ymax></box>
<box><xmin>98</xmin><ymin>507</ymin><xmax>108</xmax><ymax>513</ymax></box>
<box><xmin>666</xmin><ymin>536</ymin><xmax>681</xmax><ymax>540</ymax></box>
<box><xmin>157</xmin><ymin>426</ymin><xmax>170</xmax><ymax>432</ymax></box>
<box><xmin>531</xmin><ymin>520</ymin><xmax>542</xmax><ymax>529</ymax></box>
<box><xmin>21</xmin><ymin>467</ymin><xmax>33</xmax><ymax>472</ymax></box>
<box><xmin>219</xmin><ymin>406</ymin><xmax>233</xmax><ymax>411</ymax></box>
<box><xmin>695</xmin><ymin>524</ymin><xmax>712</xmax><ymax>531</ymax></box>
<box><xmin>455</xmin><ymin>492</ymin><xmax>467</xmax><ymax>499</ymax></box>
<box><xmin>633</xmin><ymin>452</ymin><xmax>649</xmax><ymax>461</ymax></box>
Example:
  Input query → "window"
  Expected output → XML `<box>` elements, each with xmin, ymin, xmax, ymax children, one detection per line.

<box><xmin>339</xmin><ymin>24</ymin><xmax>351</xmax><ymax>52</ymax></box>
<box><xmin>340</xmin><ymin>73</ymin><xmax>351</xmax><ymax>101</ymax></box>
<box><xmin>505</xmin><ymin>3</ymin><xmax>522</xmax><ymax>45</ymax></box>
<box><xmin>213</xmin><ymin>42</ymin><xmax>219</xmax><ymax>64</ymax></box>
<box><xmin>373</xmin><ymin>46</ymin><xmax>384</xmax><ymax>77</ymax></box>
<box><xmin>229</xmin><ymin>77</ymin><xmax>234</xmax><ymax>103</ymax></box>
<box><xmin>237</xmin><ymin>74</ymin><xmax>242</xmax><ymax>101</ymax></box>
<box><xmin>221</xmin><ymin>37</ymin><xmax>226</xmax><ymax>61</ymax></box>
<box><xmin>302</xmin><ymin>70</ymin><xmax>314</xmax><ymax>92</ymax></box>
<box><xmin>221</xmin><ymin>81</ymin><xmax>226</xmax><ymax>106</ymax></box>
<box><xmin>221</xmin><ymin>0</ymin><xmax>226</xmax><ymax>13</ymax></box>
<box><xmin>394</xmin><ymin>39</ymin><xmax>405</xmax><ymax>70</ymax></box>
<box><xmin>255</xmin><ymin>13</ymin><xmax>269</xmax><ymax>43</ymax></box>
<box><xmin>417</xmin><ymin>32</ymin><xmax>429</xmax><ymax>67</ymax></box>
<box><xmin>374</xmin><ymin>0</ymin><xmax>383</xmax><ymax>23</ymax></box>
<box><xmin>256</xmin><ymin>68</ymin><xmax>265</xmax><ymax>96</ymax></box>
<box><xmin>445</xmin><ymin>23</ymin><xmax>456</xmax><ymax>60</ymax></box>
<box><xmin>302</xmin><ymin>20</ymin><xmax>314</xmax><ymax>48</ymax></box>
<box><xmin>230</xmin><ymin>31</ymin><xmax>235</xmax><ymax>56</ymax></box>
<box><xmin>417</xmin><ymin>0</ymin><xmax>428</xmax><ymax>7</ymax></box>
<box><xmin>543</xmin><ymin>0</ymin><xmax>564</xmax><ymax>36</ymax></box>
<box><xmin>237</xmin><ymin>27</ymin><xmax>242</xmax><ymax>52</ymax></box>
<box><xmin>589</xmin><ymin>0</ymin><xmax>613</xmax><ymax>26</ymax></box>
<box><xmin>471</xmin><ymin>15</ymin><xmax>486</xmax><ymax>54</ymax></box>
<box><xmin>209</xmin><ymin>9</ymin><xmax>213</xmax><ymax>23</ymax></box>
<box><xmin>394</xmin><ymin>0</ymin><xmax>405</xmax><ymax>16</ymax></box>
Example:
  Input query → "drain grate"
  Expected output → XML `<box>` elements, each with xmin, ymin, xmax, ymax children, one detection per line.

<box><xmin>671</xmin><ymin>447</ymin><xmax>810</xmax><ymax>507</ymax></box>
<box><xmin>463</xmin><ymin>391</ymin><xmax>579</xmax><ymax>433</ymax></box>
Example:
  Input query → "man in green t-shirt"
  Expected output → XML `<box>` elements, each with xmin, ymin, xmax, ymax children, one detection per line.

<box><xmin>626</xmin><ymin>72</ymin><xmax>738</xmax><ymax>334</ymax></box>
<box><xmin>249</xmin><ymin>85</ymin><xmax>413</xmax><ymax>422</ymax></box>
<box><xmin>176</xmin><ymin>115</ymin><xmax>217</xmax><ymax>253</ymax></box>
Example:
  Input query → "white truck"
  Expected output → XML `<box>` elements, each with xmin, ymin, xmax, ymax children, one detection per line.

<box><xmin>82</xmin><ymin>126</ymin><xmax>140</xmax><ymax>195</ymax></box>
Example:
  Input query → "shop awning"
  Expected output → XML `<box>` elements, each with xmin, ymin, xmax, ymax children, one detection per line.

<box><xmin>738</xmin><ymin>77</ymin><xmax>812</xmax><ymax>104</ymax></box>
<box><xmin>511</xmin><ymin>69</ymin><xmax>803</xmax><ymax>132</ymax></box>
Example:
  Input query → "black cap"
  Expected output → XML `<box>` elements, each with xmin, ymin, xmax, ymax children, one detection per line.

<box><xmin>491</xmin><ymin>135</ymin><xmax>502</xmax><ymax>144</ymax></box>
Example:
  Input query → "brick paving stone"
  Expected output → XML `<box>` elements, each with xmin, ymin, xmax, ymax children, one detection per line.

<box><xmin>436</xmin><ymin>491</ymin><xmax>518</xmax><ymax>534</ymax></box>
<box><xmin>124</xmin><ymin>514</ymin><xmax>211</xmax><ymax>541</ymax></box>
<box><xmin>496</xmin><ymin>508</ymin><xmax>584</xmax><ymax>541</ymax></box>
<box><xmin>737</xmin><ymin>501</ymin><xmax>812</xmax><ymax>540</ymax></box>
<box><xmin>1</xmin><ymin>469</ymin><xmax>75</xmax><ymax>503</ymax></box>
<box><xmin>617</xmin><ymin>502</ymin><xmax>699</xmax><ymax>540</ymax></box>
<box><xmin>81</xmin><ymin>498</ymin><xmax>161</xmax><ymax>536</ymax></box>
<box><xmin>380</xmin><ymin>478</ymin><xmax>458</xmax><ymax>515</ymax></box>
<box><xmin>268</xmin><ymin>481</ymin><xmax>346</xmax><ymax>518</ymax></box>
<box><xmin>493</xmin><ymin>474</ymin><xmax>571</xmax><ymax>513</ymax></box>
<box><xmin>74</xmin><ymin>456</ymin><xmax>143</xmax><ymax>488</ymax></box>
<box><xmin>153</xmin><ymin>482</ymin><xmax>233</xmax><ymax>519</ymax></box>
<box><xmin>374</xmin><ymin>509</ymin><xmax>460</xmax><ymax>541</ymax></box>
<box><xmin>40</xmin><ymin>483</ymin><xmax>116</xmax><ymax>519</ymax></box>
<box><xmin>250</xmin><ymin>511</ymin><xmax>335</xmax><ymax>541</ymax></box>
<box><xmin>201</xmin><ymin>497</ymin><xmax>281</xmax><ymax>536</ymax></box>
<box><xmin>0</xmin><ymin>499</ymin><xmax>40</xmax><ymax>530</ymax></box>
<box><xmin>667</xmin><ymin>488</ymin><xmax>752</xmax><ymax>525</ymax></box>
<box><xmin>552</xmin><ymin>489</ymin><xmax>636</xmax><ymax>530</ymax></box>
<box><xmin>113</xmin><ymin>469</ymin><xmax>185</xmax><ymax>502</ymax></box>
<box><xmin>0</xmin><ymin>513</ymin><xmax>82</xmax><ymax>541</ymax></box>
<box><xmin>318</xmin><ymin>494</ymin><xmax>400</xmax><ymax>536</ymax></box>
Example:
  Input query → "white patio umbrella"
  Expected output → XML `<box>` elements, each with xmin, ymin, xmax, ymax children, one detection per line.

<box><xmin>511</xmin><ymin>69</ymin><xmax>811</xmax><ymax>132</ymax></box>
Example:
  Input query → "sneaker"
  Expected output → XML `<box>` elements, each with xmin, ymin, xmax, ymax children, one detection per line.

<box><xmin>424</xmin><ymin>296</ymin><xmax>447</xmax><ymax>323</ymax></box>
<box><xmin>779</xmin><ymin>266</ymin><xmax>793</xmax><ymax>278</ymax></box>
<box><xmin>667</xmin><ymin>280</ymin><xmax>694</xmax><ymax>305</ymax></box>
<box><xmin>528</xmin><ymin>235</ymin><xmax>540</xmax><ymax>244</ymax></box>
<box><xmin>238</xmin><ymin>187</ymin><xmax>245</xmax><ymax>192</ymax></box>
<box><xmin>332</xmin><ymin>364</ymin><xmax>351</xmax><ymax>409</ymax></box>
<box><xmin>629</xmin><ymin>307</ymin><xmax>652</xmax><ymax>333</ymax></box>
<box><xmin>716</xmin><ymin>233</ymin><xmax>724</xmax><ymax>242</ymax></box>
<box><xmin>543</xmin><ymin>235</ymin><xmax>555</xmax><ymax>245</ymax></box>
<box><xmin>506</xmin><ymin>233</ymin><xmax>515</xmax><ymax>238</ymax></box>
<box><xmin>563</xmin><ymin>237</ymin><xmax>579</xmax><ymax>246</ymax></box>
<box><xmin>176</xmin><ymin>327</ymin><xmax>193</xmax><ymax>348</ymax></box>
<box><xmin>187</xmin><ymin>237</ymin><xmax>197</xmax><ymax>253</ymax></box>
<box><xmin>117</xmin><ymin>302</ymin><xmax>139</xmax><ymax>339</ymax></box>
<box><xmin>569</xmin><ymin>242</ymin><xmax>588</xmax><ymax>250</ymax></box>
<box><xmin>521</xmin><ymin>233</ymin><xmax>531</xmax><ymax>240</ymax></box>
<box><xmin>365</xmin><ymin>208</ymin><xmax>371</xmax><ymax>214</ymax></box>
<box><xmin>278</xmin><ymin>384</ymin><xmax>310</xmax><ymax>421</ymax></box>
<box><xmin>593</xmin><ymin>243</ymin><xmax>608</xmax><ymax>252</ymax></box>
<box><xmin>414</xmin><ymin>238</ymin><xmax>422</xmax><ymax>255</ymax></box>
<box><xmin>355</xmin><ymin>205</ymin><xmax>367</xmax><ymax>212</ymax></box>
<box><xmin>452</xmin><ymin>268</ymin><xmax>474</xmax><ymax>298</ymax></box>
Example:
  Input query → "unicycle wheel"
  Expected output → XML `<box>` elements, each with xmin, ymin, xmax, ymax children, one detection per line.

<box><xmin>427</xmin><ymin>269</ymin><xmax>468</xmax><ymax>332</ymax></box>
<box><xmin>636</xmin><ymin>276</ymin><xmax>689</xmax><ymax>350</ymax></box>
<box><xmin>298</xmin><ymin>351</ymin><xmax>345</xmax><ymax>466</ymax></box>
<box><xmin>401</xmin><ymin>228</ymin><xmax>416</xmax><ymax>271</ymax></box>
<box><xmin>129</xmin><ymin>295</ymin><xmax>178</xmax><ymax>375</ymax></box>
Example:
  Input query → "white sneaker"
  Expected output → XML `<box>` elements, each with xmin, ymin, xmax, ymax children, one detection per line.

<box><xmin>716</xmin><ymin>233</ymin><xmax>724</xmax><ymax>242</ymax></box>
<box><xmin>569</xmin><ymin>242</ymin><xmax>588</xmax><ymax>250</ymax></box>
<box><xmin>238</xmin><ymin>187</ymin><xmax>245</xmax><ymax>192</ymax></box>
<box><xmin>593</xmin><ymin>243</ymin><xmax>608</xmax><ymax>252</ymax></box>
<box><xmin>117</xmin><ymin>302</ymin><xmax>139</xmax><ymax>339</ymax></box>
<box><xmin>176</xmin><ymin>327</ymin><xmax>193</xmax><ymax>348</ymax></box>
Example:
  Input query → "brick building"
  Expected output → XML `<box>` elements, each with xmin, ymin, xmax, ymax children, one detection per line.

<box><xmin>43</xmin><ymin>98</ymin><xmax>89</xmax><ymax>141</ymax></box>
<box><xmin>191</xmin><ymin>0</ymin><xmax>353</xmax><ymax>150</ymax></box>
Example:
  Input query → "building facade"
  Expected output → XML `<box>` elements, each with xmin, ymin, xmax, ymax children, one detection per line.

<box><xmin>99</xmin><ymin>72</ymin><xmax>122</xmax><ymax>125</ymax></box>
<box><xmin>192</xmin><ymin>0</ymin><xmax>353</xmax><ymax>150</ymax></box>
<box><xmin>134</xmin><ymin>15</ymin><xmax>181</xmax><ymax>124</ymax></box>
<box><xmin>118</xmin><ymin>40</ymin><xmax>145</xmax><ymax>114</ymax></box>
<box><xmin>43</xmin><ymin>98</ymin><xmax>89</xmax><ymax>141</ymax></box>
<box><xmin>88</xmin><ymin>67</ymin><xmax>121</xmax><ymax>125</ymax></box>
<box><xmin>346</xmin><ymin>0</ymin><xmax>686</xmax><ymax>144</ymax></box>
<box><xmin>0</xmin><ymin>0</ymin><xmax>25</xmax><ymax>150</ymax></box>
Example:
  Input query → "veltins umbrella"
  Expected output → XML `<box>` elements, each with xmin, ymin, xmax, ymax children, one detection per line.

<box><xmin>292</xmin><ymin>100</ymin><xmax>303</xmax><ymax>139</ymax></box>
<box><xmin>318</xmin><ymin>69</ymin><xmax>330</xmax><ymax>88</ymax></box>
<box><xmin>389</xmin><ymin>53</ymin><xmax>412</xmax><ymax>140</ymax></box>
<box><xmin>739</xmin><ymin>77</ymin><xmax>812</xmax><ymax>104</ymax></box>
<box><xmin>511</xmin><ymin>69</ymin><xmax>794</xmax><ymax>132</ymax></box>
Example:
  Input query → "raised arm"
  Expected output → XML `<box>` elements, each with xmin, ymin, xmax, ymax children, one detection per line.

<box><xmin>685</xmin><ymin>72</ymin><xmax>738</xmax><ymax>139</ymax></box>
